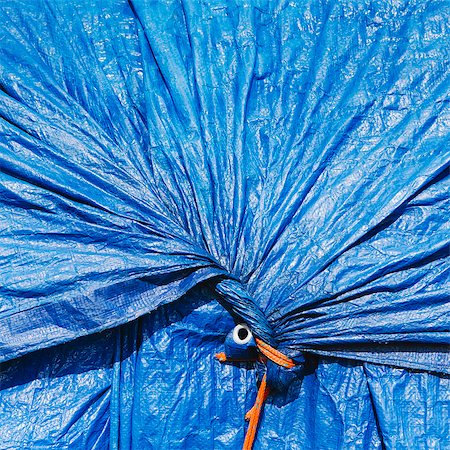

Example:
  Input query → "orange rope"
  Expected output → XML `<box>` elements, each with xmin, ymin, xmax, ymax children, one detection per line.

<box><xmin>216</xmin><ymin>338</ymin><xmax>296</xmax><ymax>450</ymax></box>
<box><xmin>243</xmin><ymin>373</ymin><xmax>269</xmax><ymax>450</ymax></box>
<box><xmin>255</xmin><ymin>338</ymin><xmax>295</xmax><ymax>369</ymax></box>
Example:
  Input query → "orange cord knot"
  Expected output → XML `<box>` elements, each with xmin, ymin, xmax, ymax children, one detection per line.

<box><xmin>216</xmin><ymin>337</ymin><xmax>297</xmax><ymax>450</ymax></box>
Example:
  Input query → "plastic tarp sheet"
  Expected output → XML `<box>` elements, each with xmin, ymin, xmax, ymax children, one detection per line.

<box><xmin>0</xmin><ymin>0</ymin><xmax>449</xmax><ymax>448</ymax></box>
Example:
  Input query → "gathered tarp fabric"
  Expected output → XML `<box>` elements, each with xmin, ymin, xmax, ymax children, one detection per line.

<box><xmin>0</xmin><ymin>0</ymin><xmax>449</xmax><ymax>448</ymax></box>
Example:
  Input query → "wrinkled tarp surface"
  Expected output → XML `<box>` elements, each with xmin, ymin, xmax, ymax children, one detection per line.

<box><xmin>0</xmin><ymin>0</ymin><xmax>449</xmax><ymax>448</ymax></box>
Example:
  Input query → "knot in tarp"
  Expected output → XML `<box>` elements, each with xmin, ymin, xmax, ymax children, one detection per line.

<box><xmin>215</xmin><ymin>278</ymin><xmax>277</xmax><ymax>348</ymax></box>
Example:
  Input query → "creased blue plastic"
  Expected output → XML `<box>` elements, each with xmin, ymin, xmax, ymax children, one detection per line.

<box><xmin>0</xmin><ymin>0</ymin><xmax>449</xmax><ymax>448</ymax></box>
<box><xmin>1</xmin><ymin>0</ymin><xmax>448</xmax><ymax>370</ymax></box>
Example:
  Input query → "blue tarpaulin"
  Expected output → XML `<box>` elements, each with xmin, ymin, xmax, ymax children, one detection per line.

<box><xmin>0</xmin><ymin>0</ymin><xmax>449</xmax><ymax>448</ymax></box>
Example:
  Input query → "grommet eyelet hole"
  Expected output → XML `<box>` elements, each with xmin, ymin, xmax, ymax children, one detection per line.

<box><xmin>232</xmin><ymin>323</ymin><xmax>252</xmax><ymax>345</ymax></box>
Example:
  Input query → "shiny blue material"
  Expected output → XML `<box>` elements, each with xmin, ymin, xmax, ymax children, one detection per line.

<box><xmin>0</xmin><ymin>0</ymin><xmax>449</xmax><ymax>448</ymax></box>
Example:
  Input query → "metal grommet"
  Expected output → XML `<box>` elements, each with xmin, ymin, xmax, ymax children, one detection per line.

<box><xmin>232</xmin><ymin>323</ymin><xmax>252</xmax><ymax>345</ymax></box>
